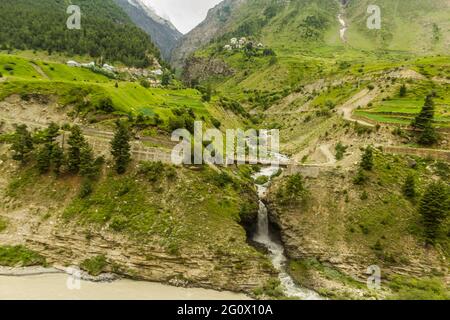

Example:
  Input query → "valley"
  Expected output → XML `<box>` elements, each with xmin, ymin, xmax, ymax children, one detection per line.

<box><xmin>0</xmin><ymin>0</ymin><xmax>449</xmax><ymax>301</ymax></box>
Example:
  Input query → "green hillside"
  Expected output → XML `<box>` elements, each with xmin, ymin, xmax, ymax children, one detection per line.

<box><xmin>182</xmin><ymin>0</ymin><xmax>449</xmax><ymax>94</ymax></box>
<box><xmin>0</xmin><ymin>0</ymin><xmax>161</xmax><ymax>67</ymax></box>
<box><xmin>0</xmin><ymin>53</ymin><xmax>222</xmax><ymax>129</ymax></box>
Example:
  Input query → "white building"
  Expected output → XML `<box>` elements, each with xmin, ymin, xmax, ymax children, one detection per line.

<box><xmin>230</xmin><ymin>38</ymin><xmax>238</xmax><ymax>46</ymax></box>
<box><xmin>67</xmin><ymin>60</ymin><xmax>80</xmax><ymax>67</ymax></box>
<box><xmin>102</xmin><ymin>63</ymin><xmax>115</xmax><ymax>72</ymax></box>
<box><xmin>224</xmin><ymin>44</ymin><xmax>232</xmax><ymax>51</ymax></box>
<box><xmin>81</xmin><ymin>62</ymin><xmax>95</xmax><ymax>68</ymax></box>
<box><xmin>151</xmin><ymin>69</ymin><xmax>163</xmax><ymax>76</ymax></box>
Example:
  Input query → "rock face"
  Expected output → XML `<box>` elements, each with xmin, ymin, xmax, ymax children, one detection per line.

<box><xmin>170</xmin><ymin>0</ymin><xmax>246</xmax><ymax>69</ymax></box>
<box><xmin>266</xmin><ymin>168</ymin><xmax>449</xmax><ymax>296</ymax></box>
<box><xmin>113</xmin><ymin>0</ymin><xmax>182</xmax><ymax>61</ymax></box>
<box><xmin>182</xmin><ymin>57</ymin><xmax>234</xmax><ymax>86</ymax></box>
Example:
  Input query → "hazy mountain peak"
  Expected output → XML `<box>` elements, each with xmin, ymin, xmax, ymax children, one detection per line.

<box><xmin>127</xmin><ymin>0</ymin><xmax>179</xmax><ymax>33</ymax></box>
<box><xmin>114</xmin><ymin>0</ymin><xmax>183</xmax><ymax>61</ymax></box>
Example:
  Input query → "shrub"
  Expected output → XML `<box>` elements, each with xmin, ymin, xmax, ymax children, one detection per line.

<box><xmin>96</xmin><ymin>97</ymin><xmax>114</xmax><ymax>112</ymax></box>
<box><xmin>0</xmin><ymin>245</ymin><xmax>46</xmax><ymax>267</ymax></box>
<box><xmin>335</xmin><ymin>142</ymin><xmax>347</xmax><ymax>161</ymax></box>
<box><xmin>353</xmin><ymin>168</ymin><xmax>368</xmax><ymax>185</ymax></box>
<box><xmin>80</xmin><ymin>255</ymin><xmax>108</xmax><ymax>276</ymax></box>
<box><xmin>139</xmin><ymin>161</ymin><xmax>165</xmax><ymax>182</ymax></box>
<box><xmin>255</xmin><ymin>175</ymin><xmax>269</xmax><ymax>185</ymax></box>
<box><xmin>110</xmin><ymin>215</ymin><xmax>129</xmax><ymax>232</ymax></box>
<box><xmin>79</xmin><ymin>180</ymin><xmax>94</xmax><ymax>198</ymax></box>
<box><xmin>360</xmin><ymin>146</ymin><xmax>374</xmax><ymax>171</ymax></box>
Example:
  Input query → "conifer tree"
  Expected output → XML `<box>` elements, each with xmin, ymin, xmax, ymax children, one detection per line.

<box><xmin>51</xmin><ymin>144</ymin><xmax>65</xmax><ymax>175</ymax></box>
<box><xmin>399</xmin><ymin>84</ymin><xmax>407</xmax><ymax>97</ymax></box>
<box><xmin>67</xmin><ymin>125</ymin><xmax>86</xmax><ymax>174</ymax></box>
<box><xmin>10</xmin><ymin>124</ymin><xmax>33</xmax><ymax>163</ymax></box>
<box><xmin>403</xmin><ymin>174</ymin><xmax>416</xmax><ymax>199</ymax></box>
<box><xmin>419</xmin><ymin>181</ymin><xmax>450</xmax><ymax>245</ymax></box>
<box><xmin>360</xmin><ymin>146</ymin><xmax>374</xmax><ymax>171</ymax></box>
<box><xmin>111</xmin><ymin>121</ymin><xmax>131</xmax><ymax>174</ymax></box>
<box><xmin>412</xmin><ymin>95</ymin><xmax>435</xmax><ymax>130</ymax></box>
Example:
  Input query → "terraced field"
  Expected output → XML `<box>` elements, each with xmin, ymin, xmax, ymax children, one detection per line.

<box><xmin>355</xmin><ymin>81</ymin><xmax>450</xmax><ymax>128</ymax></box>
<box><xmin>0</xmin><ymin>53</ymin><xmax>209</xmax><ymax>122</ymax></box>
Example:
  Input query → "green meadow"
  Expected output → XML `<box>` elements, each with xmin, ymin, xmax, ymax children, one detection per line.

<box><xmin>0</xmin><ymin>53</ymin><xmax>209</xmax><ymax>122</ymax></box>
<box><xmin>355</xmin><ymin>80</ymin><xmax>450</xmax><ymax>127</ymax></box>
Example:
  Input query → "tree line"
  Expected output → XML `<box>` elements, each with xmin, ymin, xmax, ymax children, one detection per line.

<box><xmin>9</xmin><ymin>121</ymin><xmax>132</xmax><ymax>197</ymax></box>
<box><xmin>354</xmin><ymin>145</ymin><xmax>449</xmax><ymax>246</ymax></box>
<box><xmin>0</xmin><ymin>0</ymin><xmax>160</xmax><ymax>68</ymax></box>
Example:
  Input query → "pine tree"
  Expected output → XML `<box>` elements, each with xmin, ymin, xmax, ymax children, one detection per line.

<box><xmin>10</xmin><ymin>124</ymin><xmax>33</xmax><ymax>163</ymax></box>
<box><xmin>36</xmin><ymin>144</ymin><xmax>52</xmax><ymax>174</ymax></box>
<box><xmin>403</xmin><ymin>174</ymin><xmax>416</xmax><ymax>199</ymax></box>
<box><xmin>412</xmin><ymin>95</ymin><xmax>435</xmax><ymax>130</ymax></box>
<box><xmin>360</xmin><ymin>146</ymin><xmax>374</xmax><ymax>171</ymax></box>
<box><xmin>67</xmin><ymin>125</ymin><xmax>86</xmax><ymax>174</ymax></box>
<box><xmin>79</xmin><ymin>144</ymin><xmax>97</xmax><ymax>179</ymax></box>
<box><xmin>51</xmin><ymin>144</ymin><xmax>64</xmax><ymax>175</ymax></box>
<box><xmin>111</xmin><ymin>121</ymin><xmax>131</xmax><ymax>174</ymax></box>
<box><xmin>161</xmin><ymin>73</ymin><xmax>171</xmax><ymax>86</ymax></box>
<box><xmin>399</xmin><ymin>84</ymin><xmax>407</xmax><ymax>97</ymax></box>
<box><xmin>43</xmin><ymin>122</ymin><xmax>60</xmax><ymax>143</ymax></box>
<box><xmin>419</xmin><ymin>181</ymin><xmax>450</xmax><ymax>245</ymax></box>
<box><xmin>418</xmin><ymin>123</ymin><xmax>438</xmax><ymax>146</ymax></box>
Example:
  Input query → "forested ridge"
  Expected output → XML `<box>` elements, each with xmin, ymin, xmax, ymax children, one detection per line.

<box><xmin>0</xmin><ymin>0</ymin><xmax>161</xmax><ymax>67</ymax></box>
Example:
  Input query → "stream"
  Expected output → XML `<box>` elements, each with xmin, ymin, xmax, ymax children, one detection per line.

<box><xmin>252</xmin><ymin>164</ymin><xmax>321</xmax><ymax>300</ymax></box>
<box><xmin>338</xmin><ymin>13</ymin><xmax>347</xmax><ymax>42</ymax></box>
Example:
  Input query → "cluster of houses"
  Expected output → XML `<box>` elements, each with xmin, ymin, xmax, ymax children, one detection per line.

<box><xmin>66</xmin><ymin>59</ymin><xmax>164</xmax><ymax>86</ymax></box>
<box><xmin>67</xmin><ymin>60</ymin><xmax>116</xmax><ymax>73</ymax></box>
<box><xmin>223</xmin><ymin>37</ymin><xmax>264</xmax><ymax>51</ymax></box>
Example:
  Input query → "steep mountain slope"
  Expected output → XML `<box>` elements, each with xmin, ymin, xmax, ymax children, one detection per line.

<box><xmin>173</xmin><ymin>0</ymin><xmax>450</xmax><ymax>69</ymax></box>
<box><xmin>170</xmin><ymin>0</ymin><xmax>246</xmax><ymax>68</ymax></box>
<box><xmin>345</xmin><ymin>0</ymin><xmax>450</xmax><ymax>53</ymax></box>
<box><xmin>113</xmin><ymin>0</ymin><xmax>182</xmax><ymax>61</ymax></box>
<box><xmin>0</xmin><ymin>0</ymin><xmax>161</xmax><ymax>67</ymax></box>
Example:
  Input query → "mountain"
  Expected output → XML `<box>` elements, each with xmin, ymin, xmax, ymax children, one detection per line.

<box><xmin>172</xmin><ymin>0</ymin><xmax>450</xmax><ymax>69</ymax></box>
<box><xmin>0</xmin><ymin>0</ymin><xmax>161</xmax><ymax>67</ymax></box>
<box><xmin>113</xmin><ymin>0</ymin><xmax>182</xmax><ymax>61</ymax></box>
<box><xmin>170</xmin><ymin>0</ymin><xmax>246</xmax><ymax>68</ymax></box>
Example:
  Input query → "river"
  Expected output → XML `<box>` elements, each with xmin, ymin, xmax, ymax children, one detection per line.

<box><xmin>0</xmin><ymin>272</ymin><xmax>249</xmax><ymax>300</ymax></box>
<box><xmin>252</xmin><ymin>165</ymin><xmax>321</xmax><ymax>300</ymax></box>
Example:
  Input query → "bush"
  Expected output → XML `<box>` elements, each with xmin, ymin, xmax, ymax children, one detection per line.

<box><xmin>110</xmin><ymin>215</ymin><xmax>129</xmax><ymax>232</ymax></box>
<box><xmin>335</xmin><ymin>142</ymin><xmax>347</xmax><ymax>161</ymax></box>
<box><xmin>79</xmin><ymin>180</ymin><xmax>94</xmax><ymax>198</ymax></box>
<box><xmin>139</xmin><ymin>161</ymin><xmax>165</xmax><ymax>182</ymax></box>
<box><xmin>80</xmin><ymin>255</ymin><xmax>108</xmax><ymax>276</ymax></box>
<box><xmin>0</xmin><ymin>245</ymin><xmax>46</xmax><ymax>267</ymax></box>
<box><xmin>353</xmin><ymin>168</ymin><xmax>368</xmax><ymax>185</ymax></box>
<box><xmin>360</xmin><ymin>146</ymin><xmax>374</xmax><ymax>171</ymax></box>
<box><xmin>255</xmin><ymin>175</ymin><xmax>269</xmax><ymax>185</ymax></box>
<box><xmin>96</xmin><ymin>97</ymin><xmax>114</xmax><ymax>112</ymax></box>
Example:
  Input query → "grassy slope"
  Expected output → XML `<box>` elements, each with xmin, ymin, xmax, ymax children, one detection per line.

<box><xmin>269</xmin><ymin>150</ymin><xmax>449</xmax><ymax>299</ymax></box>
<box><xmin>356</xmin><ymin>79</ymin><xmax>450</xmax><ymax>127</ymax></box>
<box><xmin>0</xmin><ymin>52</ymin><xmax>244</xmax><ymax>129</ymax></box>
<box><xmin>190</xmin><ymin>0</ymin><xmax>449</xmax><ymax>110</ymax></box>
<box><xmin>2</xmin><ymin>159</ymin><xmax>276</xmax><ymax>291</ymax></box>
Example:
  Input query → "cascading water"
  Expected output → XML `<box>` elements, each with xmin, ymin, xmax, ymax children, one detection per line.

<box><xmin>252</xmin><ymin>164</ymin><xmax>321</xmax><ymax>300</ymax></box>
